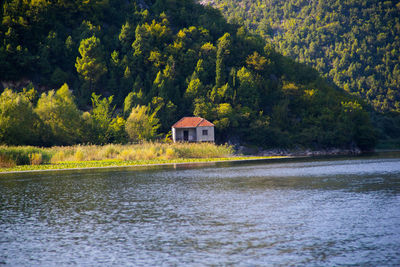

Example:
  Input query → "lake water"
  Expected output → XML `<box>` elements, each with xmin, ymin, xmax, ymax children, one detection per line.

<box><xmin>1</xmin><ymin>153</ymin><xmax>400</xmax><ymax>266</ymax></box>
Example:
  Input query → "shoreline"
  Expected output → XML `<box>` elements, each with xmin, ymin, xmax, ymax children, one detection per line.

<box><xmin>0</xmin><ymin>156</ymin><xmax>291</xmax><ymax>175</ymax></box>
<box><xmin>2</xmin><ymin>149</ymin><xmax>400</xmax><ymax>175</ymax></box>
<box><xmin>247</xmin><ymin>147</ymin><xmax>364</xmax><ymax>157</ymax></box>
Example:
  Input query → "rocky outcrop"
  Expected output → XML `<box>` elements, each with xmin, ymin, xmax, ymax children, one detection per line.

<box><xmin>198</xmin><ymin>0</ymin><xmax>215</xmax><ymax>5</ymax></box>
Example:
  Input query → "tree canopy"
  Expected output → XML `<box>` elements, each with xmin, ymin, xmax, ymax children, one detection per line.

<box><xmin>206</xmin><ymin>0</ymin><xmax>400</xmax><ymax>113</ymax></box>
<box><xmin>0</xmin><ymin>0</ymin><xmax>380</xmax><ymax>150</ymax></box>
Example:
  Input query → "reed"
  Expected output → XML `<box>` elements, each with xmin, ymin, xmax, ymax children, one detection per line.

<box><xmin>0</xmin><ymin>142</ymin><xmax>234</xmax><ymax>166</ymax></box>
<box><xmin>0</xmin><ymin>146</ymin><xmax>52</xmax><ymax>165</ymax></box>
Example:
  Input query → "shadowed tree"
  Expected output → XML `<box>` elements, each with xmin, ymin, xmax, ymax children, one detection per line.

<box><xmin>215</xmin><ymin>33</ymin><xmax>231</xmax><ymax>88</ymax></box>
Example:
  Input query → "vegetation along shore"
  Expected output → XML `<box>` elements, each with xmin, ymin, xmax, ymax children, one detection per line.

<box><xmin>0</xmin><ymin>143</ymin><xmax>285</xmax><ymax>173</ymax></box>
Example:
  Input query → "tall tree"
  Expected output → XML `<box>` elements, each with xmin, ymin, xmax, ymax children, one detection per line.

<box><xmin>215</xmin><ymin>33</ymin><xmax>231</xmax><ymax>88</ymax></box>
<box><xmin>75</xmin><ymin>35</ymin><xmax>107</xmax><ymax>91</ymax></box>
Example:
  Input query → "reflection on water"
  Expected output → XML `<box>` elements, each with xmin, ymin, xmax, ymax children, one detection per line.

<box><xmin>1</xmin><ymin>154</ymin><xmax>400</xmax><ymax>265</ymax></box>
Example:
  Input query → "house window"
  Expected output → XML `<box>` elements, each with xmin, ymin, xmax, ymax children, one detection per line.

<box><xmin>202</xmin><ymin>129</ymin><xmax>208</xmax><ymax>136</ymax></box>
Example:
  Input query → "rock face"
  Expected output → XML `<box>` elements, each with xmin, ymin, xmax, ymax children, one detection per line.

<box><xmin>198</xmin><ymin>0</ymin><xmax>215</xmax><ymax>5</ymax></box>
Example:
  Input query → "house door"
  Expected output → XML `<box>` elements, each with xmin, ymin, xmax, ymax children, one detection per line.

<box><xmin>183</xmin><ymin>130</ymin><xmax>189</xmax><ymax>141</ymax></box>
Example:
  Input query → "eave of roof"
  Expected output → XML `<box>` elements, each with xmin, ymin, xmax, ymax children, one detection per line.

<box><xmin>172</xmin><ymin>117</ymin><xmax>214</xmax><ymax>128</ymax></box>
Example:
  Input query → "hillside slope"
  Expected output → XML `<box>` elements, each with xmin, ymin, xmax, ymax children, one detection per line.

<box><xmin>205</xmin><ymin>0</ymin><xmax>400</xmax><ymax>113</ymax></box>
<box><xmin>0</xmin><ymin>0</ymin><xmax>376</xmax><ymax>149</ymax></box>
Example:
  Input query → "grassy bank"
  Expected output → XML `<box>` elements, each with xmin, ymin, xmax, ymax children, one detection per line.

<box><xmin>0</xmin><ymin>143</ymin><xmax>280</xmax><ymax>173</ymax></box>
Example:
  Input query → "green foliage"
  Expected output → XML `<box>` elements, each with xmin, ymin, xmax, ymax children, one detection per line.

<box><xmin>0</xmin><ymin>146</ymin><xmax>52</xmax><ymax>165</ymax></box>
<box><xmin>246</xmin><ymin>51</ymin><xmax>269</xmax><ymax>71</ymax></box>
<box><xmin>75</xmin><ymin>35</ymin><xmax>107</xmax><ymax>90</ymax></box>
<box><xmin>0</xmin><ymin>89</ymin><xmax>41</xmax><ymax>145</ymax></box>
<box><xmin>0</xmin><ymin>0</ymin><xmax>380</xmax><ymax>150</ymax></box>
<box><xmin>150</xmin><ymin>96</ymin><xmax>177</xmax><ymax>133</ymax></box>
<box><xmin>185</xmin><ymin>74</ymin><xmax>204</xmax><ymax>101</ymax></box>
<box><xmin>209</xmin><ymin>0</ymin><xmax>400</xmax><ymax>113</ymax></box>
<box><xmin>125</xmin><ymin>105</ymin><xmax>161</xmax><ymax>142</ymax></box>
<box><xmin>123</xmin><ymin>92</ymin><xmax>136</xmax><ymax>118</ymax></box>
<box><xmin>340</xmin><ymin>101</ymin><xmax>377</xmax><ymax>150</ymax></box>
<box><xmin>35</xmin><ymin>84</ymin><xmax>82</xmax><ymax>145</ymax></box>
<box><xmin>86</xmin><ymin>93</ymin><xmax>126</xmax><ymax>144</ymax></box>
<box><xmin>216</xmin><ymin>32</ymin><xmax>231</xmax><ymax>87</ymax></box>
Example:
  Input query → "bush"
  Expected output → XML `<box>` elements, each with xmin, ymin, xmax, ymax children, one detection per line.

<box><xmin>164</xmin><ymin>147</ymin><xmax>176</xmax><ymax>159</ymax></box>
<box><xmin>29</xmin><ymin>153</ymin><xmax>43</xmax><ymax>165</ymax></box>
<box><xmin>0</xmin><ymin>89</ymin><xmax>41</xmax><ymax>145</ymax></box>
<box><xmin>125</xmin><ymin>105</ymin><xmax>160</xmax><ymax>142</ymax></box>
<box><xmin>0</xmin><ymin>143</ymin><xmax>234</xmax><ymax>167</ymax></box>
<box><xmin>74</xmin><ymin>150</ymin><xmax>84</xmax><ymax>161</ymax></box>
<box><xmin>0</xmin><ymin>146</ymin><xmax>51</xmax><ymax>165</ymax></box>
<box><xmin>0</xmin><ymin>155</ymin><xmax>16</xmax><ymax>168</ymax></box>
<box><xmin>35</xmin><ymin>84</ymin><xmax>83</xmax><ymax>145</ymax></box>
<box><xmin>172</xmin><ymin>142</ymin><xmax>233</xmax><ymax>158</ymax></box>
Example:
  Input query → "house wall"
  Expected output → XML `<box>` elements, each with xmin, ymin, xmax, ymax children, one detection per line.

<box><xmin>172</xmin><ymin>128</ymin><xmax>177</xmax><ymax>142</ymax></box>
<box><xmin>196</xmin><ymin>126</ymin><xmax>214</xmax><ymax>142</ymax></box>
<box><xmin>172</xmin><ymin>127</ymin><xmax>215</xmax><ymax>142</ymax></box>
<box><xmin>173</xmin><ymin>128</ymin><xmax>197</xmax><ymax>142</ymax></box>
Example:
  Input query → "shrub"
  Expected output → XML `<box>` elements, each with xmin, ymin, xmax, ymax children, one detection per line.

<box><xmin>0</xmin><ymin>89</ymin><xmax>41</xmax><ymax>145</ymax></box>
<box><xmin>102</xmin><ymin>145</ymin><xmax>118</xmax><ymax>158</ymax></box>
<box><xmin>29</xmin><ymin>153</ymin><xmax>43</xmax><ymax>165</ymax></box>
<box><xmin>74</xmin><ymin>150</ymin><xmax>84</xmax><ymax>161</ymax></box>
<box><xmin>164</xmin><ymin>147</ymin><xmax>176</xmax><ymax>159</ymax></box>
<box><xmin>0</xmin><ymin>155</ymin><xmax>16</xmax><ymax>168</ymax></box>
<box><xmin>0</xmin><ymin>146</ymin><xmax>51</xmax><ymax>166</ymax></box>
<box><xmin>125</xmin><ymin>105</ymin><xmax>160</xmax><ymax>142</ymax></box>
<box><xmin>35</xmin><ymin>84</ymin><xmax>83</xmax><ymax>145</ymax></box>
<box><xmin>0</xmin><ymin>143</ymin><xmax>234</xmax><ymax>167</ymax></box>
<box><xmin>119</xmin><ymin>150</ymin><xmax>136</xmax><ymax>161</ymax></box>
<box><xmin>51</xmin><ymin>151</ymin><xmax>64</xmax><ymax>163</ymax></box>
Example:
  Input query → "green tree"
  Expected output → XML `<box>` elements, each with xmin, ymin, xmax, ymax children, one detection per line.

<box><xmin>75</xmin><ymin>35</ymin><xmax>107</xmax><ymax>91</ymax></box>
<box><xmin>340</xmin><ymin>101</ymin><xmax>377</xmax><ymax>151</ymax></box>
<box><xmin>236</xmin><ymin>66</ymin><xmax>259</xmax><ymax>108</ymax></box>
<box><xmin>150</xmin><ymin>96</ymin><xmax>177</xmax><ymax>133</ymax></box>
<box><xmin>185</xmin><ymin>72</ymin><xmax>204</xmax><ymax>101</ymax></box>
<box><xmin>216</xmin><ymin>33</ymin><xmax>231</xmax><ymax>87</ymax></box>
<box><xmin>86</xmin><ymin>93</ymin><xmax>126</xmax><ymax>144</ymax></box>
<box><xmin>246</xmin><ymin>51</ymin><xmax>269</xmax><ymax>72</ymax></box>
<box><xmin>123</xmin><ymin>90</ymin><xmax>145</xmax><ymax>118</ymax></box>
<box><xmin>35</xmin><ymin>84</ymin><xmax>82</xmax><ymax>145</ymax></box>
<box><xmin>0</xmin><ymin>89</ymin><xmax>41</xmax><ymax>145</ymax></box>
<box><xmin>125</xmin><ymin>105</ymin><xmax>160</xmax><ymax>142</ymax></box>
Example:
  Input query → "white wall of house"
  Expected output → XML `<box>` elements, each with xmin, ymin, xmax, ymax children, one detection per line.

<box><xmin>173</xmin><ymin>128</ymin><xmax>197</xmax><ymax>142</ymax></box>
<box><xmin>172</xmin><ymin>128</ymin><xmax>176</xmax><ymax>142</ymax></box>
<box><xmin>172</xmin><ymin>126</ymin><xmax>214</xmax><ymax>142</ymax></box>
<box><xmin>196</xmin><ymin>126</ymin><xmax>214</xmax><ymax>142</ymax></box>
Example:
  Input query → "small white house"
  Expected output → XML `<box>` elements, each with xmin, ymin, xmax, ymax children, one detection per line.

<box><xmin>172</xmin><ymin>117</ymin><xmax>215</xmax><ymax>143</ymax></box>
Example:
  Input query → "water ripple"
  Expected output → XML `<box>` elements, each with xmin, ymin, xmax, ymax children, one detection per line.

<box><xmin>1</xmin><ymin>155</ymin><xmax>400</xmax><ymax>265</ymax></box>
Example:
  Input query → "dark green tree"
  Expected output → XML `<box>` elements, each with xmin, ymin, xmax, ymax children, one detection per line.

<box><xmin>75</xmin><ymin>35</ymin><xmax>107</xmax><ymax>91</ymax></box>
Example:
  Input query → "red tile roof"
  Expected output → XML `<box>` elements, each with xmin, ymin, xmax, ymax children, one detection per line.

<box><xmin>172</xmin><ymin>117</ymin><xmax>214</xmax><ymax>128</ymax></box>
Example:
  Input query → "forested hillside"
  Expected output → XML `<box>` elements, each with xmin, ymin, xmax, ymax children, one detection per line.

<box><xmin>206</xmin><ymin>0</ymin><xmax>400</xmax><ymax>113</ymax></box>
<box><xmin>0</xmin><ymin>0</ymin><xmax>376</xmax><ymax>150</ymax></box>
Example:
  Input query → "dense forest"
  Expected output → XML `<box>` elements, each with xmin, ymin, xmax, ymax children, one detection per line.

<box><xmin>0</xmin><ymin>0</ymin><xmax>377</xmax><ymax>150</ymax></box>
<box><xmin>205</xmin><ymin>0</ymin><xmax>400</xmax><ymax>113</ymax></box>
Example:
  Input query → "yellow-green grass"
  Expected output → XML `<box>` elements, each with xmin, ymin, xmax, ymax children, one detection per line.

<box><xmin>0</xmin><ymin>143</ymin><xmax>285</xmax><ymax>173</ymax></box>
<box><xmin>0</xmin><ymin>156</ymin><xmax>284</xmax><ymax>173</ymax></box>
